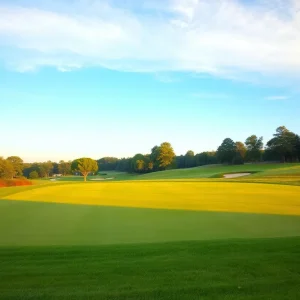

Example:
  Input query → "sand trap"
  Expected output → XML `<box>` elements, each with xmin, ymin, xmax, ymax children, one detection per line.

<box><xmin>90</xmin><ymin>177</ymin><xmax>114</xmax><ymax>181</ymax></box>
<box><xmin>223</xmin><ymin>173</ymin><xmax>251</xmax><ymax>179</ymax></box>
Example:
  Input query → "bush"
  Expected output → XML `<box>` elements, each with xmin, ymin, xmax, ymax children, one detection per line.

<box><xmin>0</xmin><ymin>179</ymin><xmax>32</xmax><ymax>188</ymax></box>
<box><xmin>29</xmin><ymin>171</ymin><xmax>39</xmax><ymax>179</ymax></box>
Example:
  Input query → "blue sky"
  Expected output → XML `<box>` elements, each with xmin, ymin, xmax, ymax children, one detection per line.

<box><xmin>1</xmin><ymin>0</ymin><xmax>300</xmax><ymax>162</ymax></box>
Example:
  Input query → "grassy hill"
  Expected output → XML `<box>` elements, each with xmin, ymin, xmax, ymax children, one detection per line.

<box><xmin>135</xmin><ymin>163</ymin><xmax>300</xmax><ymax>180</ymax></box>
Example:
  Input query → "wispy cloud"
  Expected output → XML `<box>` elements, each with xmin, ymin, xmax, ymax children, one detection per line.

<box><xmin>0</xmin><ymin>0</ymin><xmax>300</xmax><ymax>82</ymax></box>
<box><xmin>264</xmin><ymin>95</ymin><xmax>289</xmax><ymax>100</ymax></box>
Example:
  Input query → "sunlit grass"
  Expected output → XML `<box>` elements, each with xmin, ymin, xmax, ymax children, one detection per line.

<box><xmin>4</xmin><ymin>181</ymin><xmax>300</xmax><ymax>216</ymax></box>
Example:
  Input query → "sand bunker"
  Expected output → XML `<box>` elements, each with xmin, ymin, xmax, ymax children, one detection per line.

<box><xmin>90</xmin><ymin>178</ymin><xmax>114</xmax><ymax>181</ymax></box>
<box><xmin>223</xmin><ymin>173</ymin><xmax>251</xmax><ymax>179</ymax></box>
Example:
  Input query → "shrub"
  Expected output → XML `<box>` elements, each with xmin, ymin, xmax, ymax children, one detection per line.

<box><xmin>0</xmin><ymin>179</ymin><xmax>32</xmax><ymax>188</ymax></box>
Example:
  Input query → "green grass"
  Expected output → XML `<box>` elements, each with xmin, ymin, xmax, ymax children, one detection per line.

<box><xmin>49</xmin><ymin>171</ymin><xmax>135</xmax><ymax>182</ymax></box>
<box><xmin>1</xmin><ymin>237</ymin><xmax>300</xmax><ymax>300</ymax></box>
<box><xmin>1</xmin><ymin>163</ymin><xmax>300</xmax><ymax>299</ymax></box>
<box><xmin>135</xmin><ymin>163</ymin><xmax>300</xmax><ymax>180</ymax></box>
<box><xmin>1</xmin><ymin>200</ymin><xmax>300</xmax><ymax>246</ymax></box>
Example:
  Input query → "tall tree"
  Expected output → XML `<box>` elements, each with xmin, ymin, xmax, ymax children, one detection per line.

<box><xmin>157</xmin><ymin>142</ymin><xmax>175</xmax><ymax>170</ymax></box>
<box><xmin>6</xmin><ymin>156</ymin><xmax>23</xmax><ymax>177</ymax></box>
<box><xmin>295</xmin><ymin>135</ymin><xmax>300</xmax><ymax>161</ymax></box>
<box><xmin>39</xmin><ymin>161</ymin><xmax>53</xmax><ymax>178</ymax></box>
<box><xmin>150</xmin><ymin>146</ymin><xmax>160</xmax><ymax>171</ymax></box>
<box><xmin>266</xmin><ymin>126</ymin><xmax>297</xmax><ymax>162</ymax></box>
<box><xmin>58</xmin><ymin>160</ymin><xmax>72</xmax><ymax>176</ymax></box>
<box><xmin>235</xmin><ymin>142</ymin><xmax>247</xmax><ymax>160</ymax></box>
<box><xmin>245</xmin><ymin>135</ymin><xmax>263</xmax><ymax>162</ymax></box>
<box><xmin>71</xmin><ymin>158</ymin><xmax>98</xmax><ymax>181</ymax></box>
<box><xmin>0</xmin><ymin>157</ymin><xmax>15</xmax><ymax>179</ymax></box>
<box><xmin>185</xmin><ymin>150</ymin><xmax>196</xmax><ymax>168</ymax></box>
<box><xmin>217</xmin><ymin>138</ymin><xmax>237</xmax><ymax>164</ymax></box>
<box><xmin>132</xmin><ymin>154</ymin><xmax>148</xmax><ymax>173</ymax></box>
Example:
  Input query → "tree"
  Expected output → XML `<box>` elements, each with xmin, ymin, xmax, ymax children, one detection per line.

<box><xmin>132</xmin><ymin>154</ymin><xmax>146</xmax><ymax>173</ymax></box>
<box><xmin>157</xmin><ymin>142</ymin><xmax>175</xmax><ymax>169</ymax></box>
<box><xmin>245</xmin><ymin>135</ymin><xmax>263</xmax><ymax>162</ymax></box>
<box><xmin>97</xmin><ymin>157</ymin><xmax>119</xmax><ymax>171</ymax></box>
<box><xmin>195</xmin><ymin>151</ymin><xmax>217</xmax><ymax>166</ymax></box>
<box><xmin>71</xmin><ymin>158</ymin><xmax>98</xmax><ymax>181</ymax></box>
<box><xmin>6</xmin><ymin>156</ymin><xmax>23</xmax><ymax>177</ymax></box>
<box><xmin>38</xmin><ymin>161</ymin><xmax>53</xmax><ymax>178</ymax></box>
<box><xmin>185</xmin><ymin>150</ymin><xmax>196</xmax><ymax>168</ymax></box>
<box><xmin>58</xmin><ymin>160</ymin><xmax>72</xmax><ymax>176</ymax></box>
<box><xmin>0</xmin><ymin>158</ymin><xmax>15</xmax><ymax>179</ymax></box>
<box><xmin>29</xmin><ymin>171</ymin><xmax>39</xmax><ymax>179</ymax></box>
<box><xmin>295</xmin><ymin>135</ymin><xmax>300</xmax><ymax>161</ymax></box>
<box><xmin>217</xmin><ymin>138</ymin><xmax>237</xmax><ymax>164</ymax></box>
<box><xmin>235</xmin><ymin>142</ymin><xmax>247</xmax><ymax>160</ymax></box>
<box><xmin>266</xmin><ymin>126</ymin><xmax>297</xmax><ymax>162</ymax></box>
<box><xmin>150</xmin><ymin>146</ymin><xmax>160</xmax><ymax>171</ymax></box>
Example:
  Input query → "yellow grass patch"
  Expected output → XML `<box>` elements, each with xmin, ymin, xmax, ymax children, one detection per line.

<box><xmin>3</xmin><ymin>182</ymin><xmax>300</xmax><ymax>216</ymax></box>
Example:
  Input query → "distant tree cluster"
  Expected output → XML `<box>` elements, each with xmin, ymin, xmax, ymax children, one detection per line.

<box><xmin>216</xmin><ymin>126</ymin><xmax>300</xmax><ymax>164</ymax></box>
<box><xmin>2</xmin><ymin>126</ymin><xmax>299</xmax><ymax>181</ymax></box>
<box><xmin>22</xmin><ymin>160</ymin><xmax>72</xmax><ymax>179</ymax></box>
<box><xmin>98</xmin><ymin>142</ymin><xmax>176</xmax><ymax>174</ymax></box>
<box><xmin>98</xmin><ymin>126</ymin><xmax>300</xmax><ymax>171</ymax></box>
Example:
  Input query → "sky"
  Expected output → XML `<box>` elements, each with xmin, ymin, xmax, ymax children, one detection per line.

<box><xmin>1</xmin><ymin>0</ymin><xmax>300</xmax><ymax>162</ymax></box>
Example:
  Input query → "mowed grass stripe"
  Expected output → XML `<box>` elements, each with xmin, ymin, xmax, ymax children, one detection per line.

<box><xmin>3</xmin><ymin>181</ymin><xmax>300</xmax><ymax>215</ymax></box>
<box><xmin>1</xmin><ymin>237</ymin><xmax>300</xmax><ymax>300</ymax></box>
<box><xmin>1</xmin><ymin>200</ymin><xmax>300</xmax><ymax>246</ymax></box>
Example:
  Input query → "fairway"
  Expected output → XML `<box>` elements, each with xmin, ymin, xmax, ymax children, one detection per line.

<box><xmin>4</xmin><ymin>181</ymin><xmax>300</xmax><ymax>215</ymax></box>
<box><xmin>1</xmin><ymin>164</ymin><xmax>300</xmax><ymax>299</ymax></box>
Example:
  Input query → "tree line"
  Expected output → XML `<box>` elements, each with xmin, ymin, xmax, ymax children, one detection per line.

<box><xmin>98</xmin><ymin>126</ymin><xmax>300</xmax><ymax>173</ymax></box>
<box><xmin>1</xmin><ymin>126</ymin><xmax>299</xmax><ymax>180</ymax></box>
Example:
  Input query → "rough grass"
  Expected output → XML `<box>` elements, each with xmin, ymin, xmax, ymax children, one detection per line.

<box><xmin>3</xmin><ymin>181</ymin><xmax>300</xmax><ymax>215</ymax></box>
<box><xmin>1</xmin><ymin>237</ymin><xmax>300</xmax><ymax>300</ymax></box>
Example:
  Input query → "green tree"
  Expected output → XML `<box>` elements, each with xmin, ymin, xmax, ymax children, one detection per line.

<box><xmin>235</xmin><ymin>142</ymin><xmax>247</xmax><ymax>159</ymax></box>
<box><xmin>29</xmin><ymin>170</ymin><xmax>39</xmax><ymax>179</ymax></box>
<box><xmin>58</xmin><ymin>160</ymin><xmax>72</xmax><ymax>176</ymax></box>
<box><xmin>185</xmin><ymin>150</ymin><xmax>196</xmax><ymax>168</ymax></box>
<box><xmin>0</xmin><ymin>157</ymin><xmax>15</xmax><ymax>179</ymax></box>
<box><xmin>217</xmin><ymin>138</ymin><xmax>237</xmax><ymax>164</ymax></box>
<box><xmin>157</xmin><ymin>142</ymin><xmax>175</xmax><ymax>169</ymax></box>
<box><xmin>132</xmin><ymin>154</ymin><xmax>147</xmax><ymax>173</ymax></box>
<box><xmin>266</xmin><ymin>126</ymin><xmax>297</xmax><ymax>162</ymax></box>
<box><xmin>39</xmin><ymin>161</ymin><xmax>53</xmax><ymax>178</ymax></box>
<box><xmin>6</xmin><ymin>156</ymin><xmax>23</xmax><ymax>177</ymax></box>
<box><xmin>295</xmin><ymin>135</ymin><xmax>300</xmax><ymax>161</ymax></box>
<box><xmin>71</xmin><ymin>158</ymin><xmax>98</xmax><ymax>181</ymax></box>
<box><xmin>245</xmin><ymin>135</ymin><xmax>263</xmax><ymax>162</ymax></box>
<box><xmin>150</xmin><ymin>146</ymin><xmax>160</xmax><ymax>171</ymax></box>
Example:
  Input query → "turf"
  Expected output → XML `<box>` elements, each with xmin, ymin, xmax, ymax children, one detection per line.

<box><xmin>1</xmin><ymin>200</ymin><xmax>300</xmax><ymax>246</ymax></box>
<box><xmin>1</xmin><ymin>237</ymin><xmax>300</xmax><ymax>300</ymax></box>
<box><xmin>135</xmin><ymin>163</ymin><xmax>300</xmax><ymax>180</ymax></box>
<box><xmin>3</xmin><ymin>181</ymin><xmax>300</xmax><ymax>215</ymax></box>
<box><xmin>1</xmin><ymin>163</ymin><xmax>300</xmax><ymax>299</ymax></box>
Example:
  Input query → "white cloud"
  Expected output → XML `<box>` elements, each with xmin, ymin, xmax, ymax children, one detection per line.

<box><xmin>0</xmin><ymin>0</ymin><xmax>300</xmax><ymax>82</ymax></box>
<box><xmin>264</xmin><ymin>95</ymin><xmax>289</xmax><ymax>100</ymax></box>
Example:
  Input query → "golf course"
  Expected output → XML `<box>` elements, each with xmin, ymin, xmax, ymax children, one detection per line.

<box><xmin>1</xmin><ymin>163</ymin><xmax>300</xmax><ymax>299</ymax></box>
